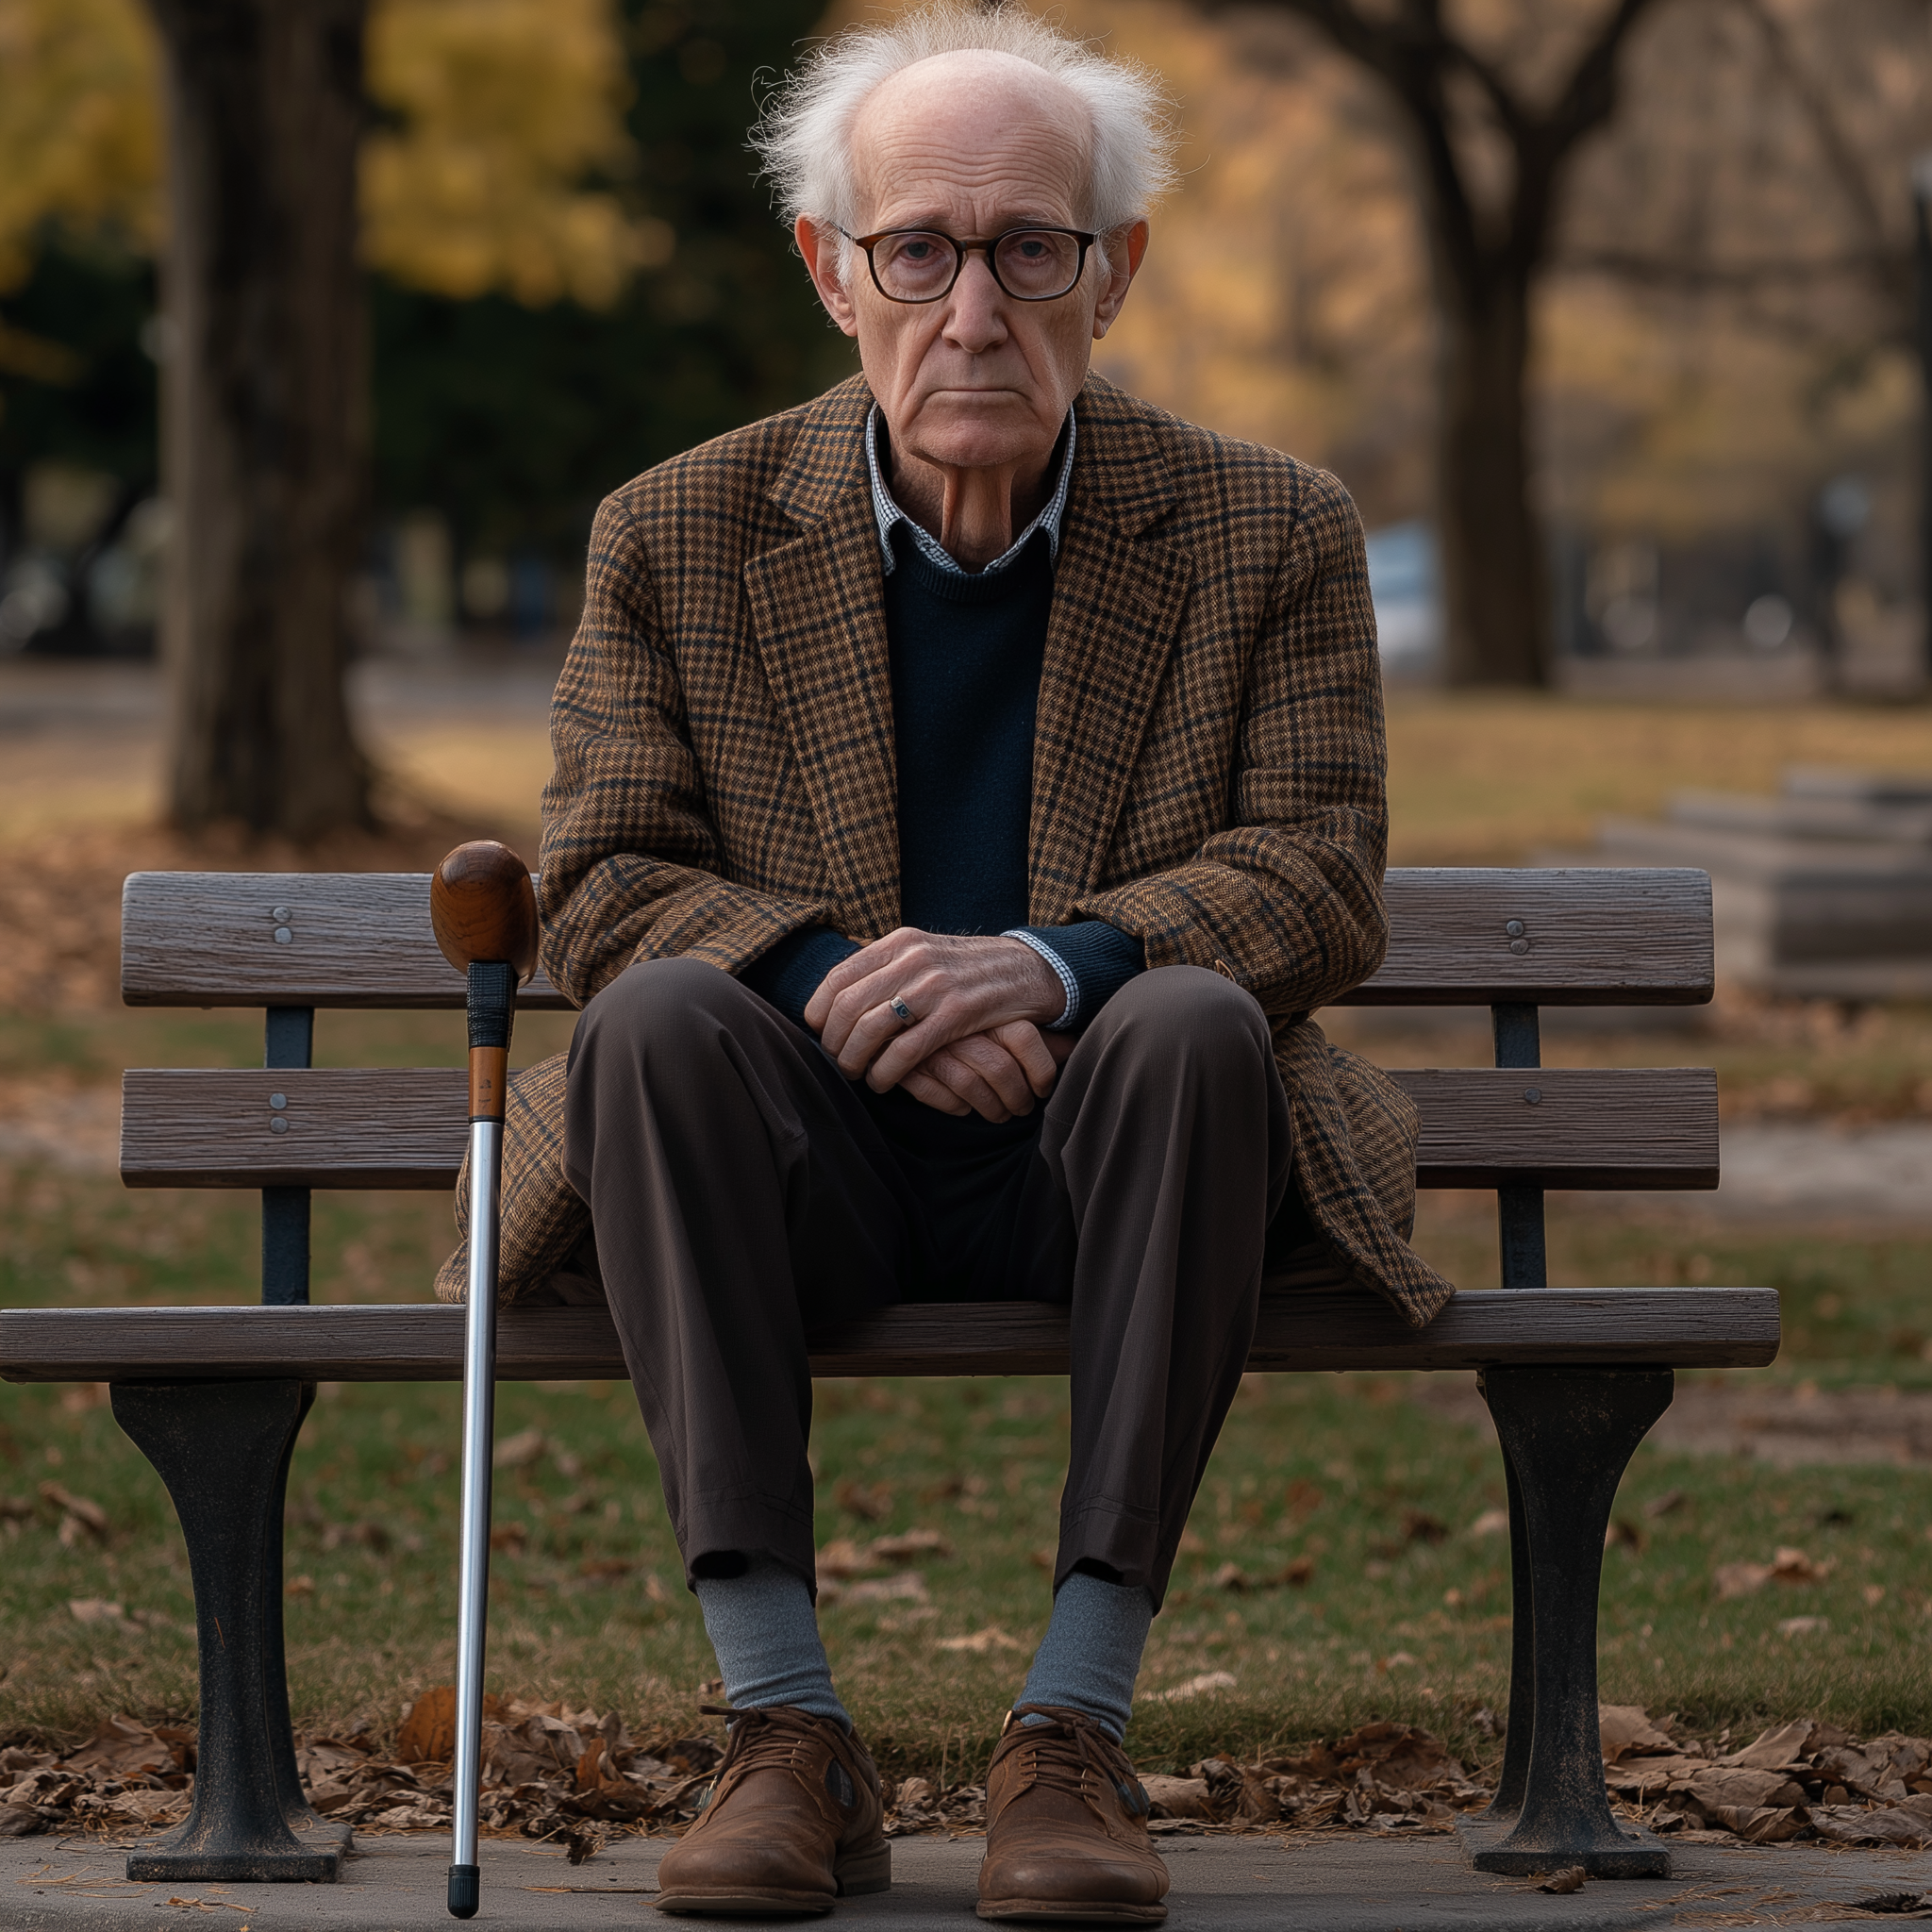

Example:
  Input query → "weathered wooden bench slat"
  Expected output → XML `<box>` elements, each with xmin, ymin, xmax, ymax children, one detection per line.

<box><xmin>120</xmin><ymin>1064</ymin><xmax>1721</xmax><ymax>1191</ymax></box>
<box><xmin>119</xmin><ymin>867</ymin><xmax>1714</xmax><ymax>1010</ymax></box>
<box><xmin>0</xmin><ymin>1286</ymin><xmax>1780</xmax><ymax>1384</ymax></box>
<box><xmin>1345</xmin><ymin>867</ymin><xmax>1713</xmax><ymax>1006</ymax></box>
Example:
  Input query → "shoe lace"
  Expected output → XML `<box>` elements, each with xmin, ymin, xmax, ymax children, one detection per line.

<box><xmin>1005</xmin><ymin>1706</ymin><xmax>1149</xmax><ymax>1821</ymax></box>
<box><xmin>699</xmin><ymin>1704</ymin><xmax>832</xmax><ymax>1787</ymax></box>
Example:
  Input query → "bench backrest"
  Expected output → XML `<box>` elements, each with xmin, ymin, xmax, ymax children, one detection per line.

<box><xmin>117</xmin><ymin>866</ymin><xmax>1717</xmax><ymax>1304</ymax></box>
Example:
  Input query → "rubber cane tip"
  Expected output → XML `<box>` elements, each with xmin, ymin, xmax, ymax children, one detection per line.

<box><xmin>448</xmin><ymin>1863</ymin><xmax>482</xmax><ymax>1918</ymax></box>
<box><xmin>431</xmin><ymin>841</ymin><xmax>538</xmax><ymax>983</ymax></box>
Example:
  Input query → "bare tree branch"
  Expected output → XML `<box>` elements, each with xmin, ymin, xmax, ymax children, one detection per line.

<box><xmin>1558</xmin><ymin>244</ymin><xmax>1907</xmax><ymax>292</ymax></box>
<box><xmin>1730</xmin><ymin>0</ymin><xmax>1906</xmax><ymax>302</ymax></box>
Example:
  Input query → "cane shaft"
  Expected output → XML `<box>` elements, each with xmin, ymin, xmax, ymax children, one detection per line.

<box><xmin>450</xmin><ymin>1110</ymin><xmax>502</xmax><ymax>1890</ymax></box>
<box><xmin>429</xmin><ymin>853</ymin><xmax>533</xmax><ymax>1919</ymax></box>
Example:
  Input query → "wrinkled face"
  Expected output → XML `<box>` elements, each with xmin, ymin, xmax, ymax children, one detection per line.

<box><xmin>801</xmin><ymin>51</ymin><xmax>1141</xmax><ymax>475</ymax></box>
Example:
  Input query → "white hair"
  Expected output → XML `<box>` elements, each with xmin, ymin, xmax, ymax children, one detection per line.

<box><xmin>750</xmin><ymin>4</ymin><xmax>1177</xmax><ymax>247</ymax></box>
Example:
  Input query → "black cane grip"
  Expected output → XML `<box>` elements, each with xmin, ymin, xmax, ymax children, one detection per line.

<box><xmin>448</xmin><ymin>1862</ymin><xmax>480</xmax><ymax>1917</ymax></box>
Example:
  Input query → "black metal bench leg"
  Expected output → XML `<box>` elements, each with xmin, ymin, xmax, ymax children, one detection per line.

<box><xmin>110</xmin><ymin>1380</ymin><xmax>350</xmax><ymax>1882</ymax></box>
<box><xmin>1467</xmin><ymin>1366</ymin><xmax>1674</xmax><ymax>1878</ymax></box>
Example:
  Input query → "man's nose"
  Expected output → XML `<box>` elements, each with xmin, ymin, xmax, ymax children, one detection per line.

<box><xmin>941</xmin><ymin>252</ymin><xmax>1008</xmax><ymax>353</ymax></box>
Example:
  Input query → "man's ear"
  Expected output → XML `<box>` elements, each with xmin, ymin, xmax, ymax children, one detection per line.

<box><xmin>1091</xmin><ymin>221</ymin><xmax>1149</xmax><ymax>341</ymax></box>
<box><xmin>796</xmin><ymin>217</ymin><xmax>859</xmax><ymax>338</ymax></box>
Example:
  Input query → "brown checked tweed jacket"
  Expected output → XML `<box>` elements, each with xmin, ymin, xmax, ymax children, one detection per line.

<box><xmin>437</xmin><ymin>371</ymin><xmax>1456</xmax><ymax>1328</ymax></box>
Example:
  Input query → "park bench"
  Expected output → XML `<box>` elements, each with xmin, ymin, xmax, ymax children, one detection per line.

<box><xmin>0</xmin><ymin>865</ymin><xmax>1777</xmax><ymax>1887</ymax></box>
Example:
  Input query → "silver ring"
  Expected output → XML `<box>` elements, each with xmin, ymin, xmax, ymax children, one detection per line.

<box><xmin>888</xmin><ymin>995</ymin><xmax>916</xmax><ymax>1026</ymax></box>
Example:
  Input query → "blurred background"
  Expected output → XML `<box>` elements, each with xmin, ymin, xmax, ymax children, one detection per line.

<box><xmin>7</xmin><ymin>0</ymin><xmax>1932</xmax><ymax>1774</ymax></box>
<box><xmin>4</xmin><ymin>0</ymin><xmax>1926</xmax><ymax>698</ymax></box>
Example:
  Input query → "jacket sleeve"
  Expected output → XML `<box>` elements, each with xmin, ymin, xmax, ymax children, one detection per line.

<box><xmin>1073</xmin><ymin>465</ymin><xmax>1390</xmax><ymax>1016</ymax></box>
<box><xmin>537</xmin><ymin>493</ymin><xmax>837</xmax><ymax>1007</ymax></box>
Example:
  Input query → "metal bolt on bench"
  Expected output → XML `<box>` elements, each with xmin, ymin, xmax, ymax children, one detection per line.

<box><xmin>0</xmin><ymin>865</ymin><xmax>1779</xmax><ymax>1890</ymax></box>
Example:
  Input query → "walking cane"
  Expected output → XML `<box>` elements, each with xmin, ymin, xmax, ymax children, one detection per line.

<box><xmin>430</xmin><ymin>841</ymin><xmax>539</xmax><ymax>1921</ymax></box>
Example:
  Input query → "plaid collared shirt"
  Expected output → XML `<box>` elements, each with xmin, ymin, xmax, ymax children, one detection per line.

<box><xmin>866</xmin><ymin>405</ymin><xmax>1075</xmax><ymax>575</ymax></box>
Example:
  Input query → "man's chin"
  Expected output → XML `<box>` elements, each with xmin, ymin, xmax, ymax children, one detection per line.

<box><xmin>906</xmin><ymin>392</ymin><xmax>1054</xmax><ymax>470</ymax></box>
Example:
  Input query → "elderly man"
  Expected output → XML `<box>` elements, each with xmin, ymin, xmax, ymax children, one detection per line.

<box><xmin>536</xmin><ymin>4</ymin><xmax>1449</xmax><ymax>1922</ymax></box>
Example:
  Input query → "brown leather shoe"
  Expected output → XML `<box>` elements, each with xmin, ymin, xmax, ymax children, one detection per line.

<box><xmin>653</xmin><ymin>1706</ymin><xmax>890</xmax><ymax>1916</ymax></box>
<box><xmin>977</xmin><ymin>1706</ymin><xmax>1169</xmax><ymax>1924</ymax></box>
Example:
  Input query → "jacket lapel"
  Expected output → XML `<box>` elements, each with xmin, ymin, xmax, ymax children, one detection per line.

<box><xmin>743</xmin><ymin>381</ymin><xmax>902</xmax><ymax>939</ymax></box>
<box><xmin>1027</xmin><ymin>383</ymin><xmax>1192</xmax><ymax>923</ymax></box>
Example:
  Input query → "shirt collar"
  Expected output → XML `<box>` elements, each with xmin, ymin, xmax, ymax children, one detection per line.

<box><xmin>866</xmin><ymin>405</ymin><xmax>1075</xmax><ymax>577</ymax></box>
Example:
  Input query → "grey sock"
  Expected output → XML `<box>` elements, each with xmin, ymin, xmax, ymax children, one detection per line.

<box><xmin>1016</xmin><ymin>1570</ymin><xmax>1155</xmax><ymax>1742</ymax></box>
<box><xmin>691</xmin><ymin>1555</ymin><xmax>850</xmax><ymax>1726</ymax></box>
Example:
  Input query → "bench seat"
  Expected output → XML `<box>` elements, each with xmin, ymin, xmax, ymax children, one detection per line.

<box><xmin>0</xmin><ymin>1286</ymin><xmax>1780</xmax><ymax>1384</ymax></box>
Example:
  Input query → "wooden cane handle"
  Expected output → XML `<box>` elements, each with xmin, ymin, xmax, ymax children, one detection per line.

<box><xmin>430</xmin><ymin>841</ymin><xmax>539</xmax><ymax>983</ymax></box>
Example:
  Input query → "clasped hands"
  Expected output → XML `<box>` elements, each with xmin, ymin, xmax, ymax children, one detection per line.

<box><xmin>801</xmin><ymin>929</ymin><xmax>1074</xmax><ymax>1123</ymax></box>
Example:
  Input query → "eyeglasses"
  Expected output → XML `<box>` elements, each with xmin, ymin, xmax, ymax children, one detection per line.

<box><xmin>840</xmin><ymin>225</ymin><xmax>1097</xmax><ymax>304</ymax></box>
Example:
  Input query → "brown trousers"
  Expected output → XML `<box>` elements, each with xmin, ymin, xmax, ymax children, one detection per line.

<box><xmin>564</xmin><ymin>958</ymin><xmax>1297</xmax><ymax>1608</ymax></box>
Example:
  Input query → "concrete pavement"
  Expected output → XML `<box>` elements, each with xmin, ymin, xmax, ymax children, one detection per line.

<box><xmin>6</xmin><ymin>1829</ymin><xmax>1929</xmax><ymax>1929</ymax></box>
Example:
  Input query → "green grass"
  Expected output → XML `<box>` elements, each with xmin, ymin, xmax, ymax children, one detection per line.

<box><xmin>7</xmin><ymin>1151</ymin><xmax>1932</xmax><ymax>1776</ymax></box>
<box><xmin>4</xmin><ymin>1354</ymin><xmax>1931</xmax><ymax>1779</ymax></box>
<box><xmin>7</xmin><ymin>1001</ymin><xmax>1932</xmax><ymax>1774</ymax></box>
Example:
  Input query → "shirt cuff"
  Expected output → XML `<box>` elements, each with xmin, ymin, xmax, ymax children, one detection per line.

<box><xmin>1004</xmin><ymin>929</ymin><xmax>1080</xmax><ymax>1029</ymax></box>
<box><xmin>738</xmin><ymin>925</ymin><xmax>860</xmax><ymax>1028</ymax></box>
<box><xmin>1005</xmin><ymin>921</ymin><xmax>1145</xmax><ymax>1032</ymax></box>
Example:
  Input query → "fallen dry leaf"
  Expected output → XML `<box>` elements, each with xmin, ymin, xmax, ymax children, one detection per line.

<box><xmin>866</xmin><ymin>1528</ymin><xmax>952</xmax><ymax>1562</ymax></box>
<box><xmin>1538</xmin><ymin>1867</ymin><xmax>1586</xmax><ymax>1894</ymax></box>
<box><xmin>1468</xmin><ymin>1507</ymin><xmax>1509</xmax><ymax>1538</ymax></box>
<box><xmin>1211</xmin><ymin>1558</ymin><xmax>1313</xmax><ymax>1591</ymax></box>
<box><xmin>1599</xmin><ymin>1705</ymin><xmax>1675</xmax><ymax>1763</ymax></box>
<box><xmin>833</xmin><ymin>1478</ymin><xmax>892</xmax><ymax>1523</ymax></box>
<box><xmin>815</xmin><ymin>1537</ymin><xmax>876</xmax><ymax>1583</ymax></box>
<box><xmin>832</xmin><ymin>1573</ymin><xmax>928</xmax><ymax>1608</ymax></box>
<box><xmin>936</xmin><ymin>1626</ymin><xmax>1026</xmax><ymax>1655</ymax></box>
<box><xmin>1141</xmin><ymin>1774</ymin><xmax>1213</xmax><ymax>1820</ymax></box>
<box><xmin>396</xmin><ymin>1685</ymin><xmax>506</xmax><ymax>1765</ymax></box>
<box><xmin>66</xmin><ymin>1598</ymin><xmax>123</xmax><ymax>1626</ymax></box>
<box><xmin>1714</xmin><ymin>1560</ymin><xmax>1774</xmax><ymax>1600</ymax></box>
<box><xmin>1771</xmin><ymin>1546</ymin><xmax>1833</xmax><ymax>1584</ymax></box>
<box><xmin>1146</xmin><ymin>1671</ymin><xmax>1237</xmax><ymax>1705</ymax></box>
<box><xmin>41</xmin><ymin>1482</ymin><xmax>108</xmax><ymax>1544</ymax></box>
<box><xmin>492</xmin><ymin>1427</ymin><xmax>548</xmax><ymax>1470</ymax></box>
<box><xmin>1401</xmin><ymin>1509</ymin><xmax>1448</xmax><ymax>1544</ymax></box>
<box><xmin>1718</xmin><ymin>1719</ymin><xmax>1817</xmax><ymax>1770</ymax></box>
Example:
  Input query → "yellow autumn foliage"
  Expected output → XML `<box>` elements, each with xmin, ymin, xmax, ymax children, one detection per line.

<box><xmin>0</xmin><ymin>0</ymin><xmax>160</xmax><ymax>292</ymax></box>
<box><xmin>361</xmin><ymin>0</ymin><xmax>662</xmax><ymax>308</ymax></box>
<box><xmin>0</xmin><ymin>0</ymin><xmax>656</xmax><ymax>310</ymax></box>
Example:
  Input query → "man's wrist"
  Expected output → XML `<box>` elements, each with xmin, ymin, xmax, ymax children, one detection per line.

<box><xmin>1003</xmin><ymin>930</ymin><xmax>1078</xmax><ymax>1029</ymax></box>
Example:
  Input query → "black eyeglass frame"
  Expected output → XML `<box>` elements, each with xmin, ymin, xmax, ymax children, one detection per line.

<box><xmin>839</xmin><ymin>225</ymin><xmax>1099</xmax><ymax>304</ymax></box>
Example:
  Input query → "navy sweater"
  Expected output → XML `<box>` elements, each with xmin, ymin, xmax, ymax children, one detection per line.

<box><xmin>742</xmin><ymin>523</ymin><xmax>1143</xmax><ymax>1024</ymax></box>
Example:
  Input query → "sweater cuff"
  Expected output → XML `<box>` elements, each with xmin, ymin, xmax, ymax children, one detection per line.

<box><xmin>739</xmin><ymin>925</ymin><xmax>859</xmax><ymax>1028</ymax></box>
<box><xmin>1007</xmin><ymin>921</ymin><xmax>1145</xmax><ymax>1031</ymax></box>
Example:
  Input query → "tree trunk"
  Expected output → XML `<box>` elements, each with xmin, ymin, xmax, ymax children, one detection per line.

<box><xmin>1435</xmin><ymin>266</ymin><xmax>1548</xmax><ymax>688</ymax></box>
<box><xmin>148</xmin><ymin>0</ymin><xmax>373</xmax><ymax>838</ymax></box>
